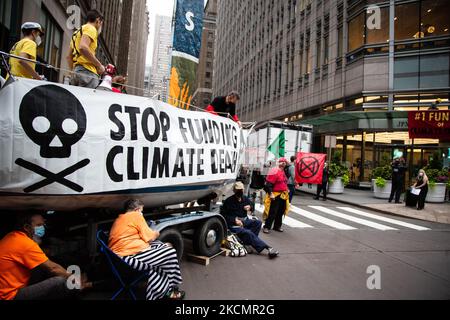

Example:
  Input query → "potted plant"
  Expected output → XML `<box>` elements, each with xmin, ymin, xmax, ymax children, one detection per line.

<box><xmin>371</xmin><ymin>165</ymin><xmax>392</xmax><ymax>199</ymax></box>
<box><xmin>328</xmin><ymin>162</ymin><xmax>349</xmax><ymax>194</ymax></box>
<box><xmin>424</xmin><ymin>168</ymin><xmax>449</xmax><ymax>203</ymax></box>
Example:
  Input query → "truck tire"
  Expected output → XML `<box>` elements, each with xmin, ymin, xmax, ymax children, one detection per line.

<box><xmin>193</xmin><ymin>217</ymin><xmax>225</xmax><ymax>257</ymax></box>
<box><xmin>158</xmin><ymin>228</ymin><xmax>184</xmax><ymax>261</ymax></box>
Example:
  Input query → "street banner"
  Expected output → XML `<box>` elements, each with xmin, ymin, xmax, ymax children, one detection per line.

<box><xmin>168</xmin><ymin>0</ymin><xmax>204</xmax><ymax>109</ymax></box>
<box><xmin>408</xmin><ymin>110</ymin><xmax>450</xmax><ymax>140</ymax></box>
<box><xmin>0</xmin><ymin>79</ymin><xmax>242</xmax><ymax>210</ymax></box>
<box><xmin>267</xmin><ymin>130</ymin><xmax>285</xmax><ymax>158</ymax></box>
<box><xmin>295</xmin><ymin>152</ymin><xmax>326</xmax><ymax>184</ymax></box>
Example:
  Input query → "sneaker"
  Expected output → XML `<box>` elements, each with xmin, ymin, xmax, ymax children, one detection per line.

<box><xmin>244</xmin><ymin>245</ymin><xmax>254</xmax><ymax>254</ymax></box>
<box><xmin>267</xmin><ymin>247</ymin><xmax>279</xmax><ymax>259</ymax></box>
<box><xmin>314</xmin><ymin>197</ymin><xmax>319</xmax><ymax>200</ymax></box>
<box><xmin>263</xmin><ymin>228</ymin><xmax>270</xmax><ymax>234</ymax></box>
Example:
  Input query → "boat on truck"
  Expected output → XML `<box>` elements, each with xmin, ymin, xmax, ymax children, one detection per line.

<box><xmin>0</xmin><ymin>75</ymin><xmax>248</xmax><ymax>259</ymax></box>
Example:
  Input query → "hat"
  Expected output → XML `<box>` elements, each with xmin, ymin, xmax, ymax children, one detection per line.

<box><xmin>21</xmin><ymin>22</ymin><xmax>44</xmax><ymax>34</ymax></box>
<box><xmin>278</xmin><ymin>157</ymin><xmax>288</xmax><ymax>164</ymax></box>
<box><xmin>233</xmin><ymin>182</ymin><xmax>245</xmax><ymax>190</ymax></box>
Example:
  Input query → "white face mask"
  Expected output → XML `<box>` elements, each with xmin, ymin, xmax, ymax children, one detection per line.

<box><xmin>35</xmin><ymin>35</ymin><xmax>42</xmax><ymax>46</ymax></box>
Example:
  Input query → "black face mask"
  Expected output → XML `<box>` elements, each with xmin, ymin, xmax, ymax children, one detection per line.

<box><xmin>235</xmin><ymin>190</ymin><xmax>244</xmax><ymax>198</ymax></box>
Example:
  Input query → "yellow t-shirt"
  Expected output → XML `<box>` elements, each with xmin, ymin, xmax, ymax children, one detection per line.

<box><xmin>9</xmin><ymin>38</ymin><xmax>37</xmax><ymax>79</ymax></box>
<box><xmin>71</xmin><ymin>23</ymin><xmax>98</xmax><ymax>75</ymax></box>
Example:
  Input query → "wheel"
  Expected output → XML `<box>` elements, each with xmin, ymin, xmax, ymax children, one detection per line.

<box><xmin>193</xmin><ymin>217</ymin><xmax>225</xmax><ymax>257</ymax></box>
<box><xmin>158</xmin><ymin>228</ymin><xmax>184</xmax><ymax>261</ymax></box>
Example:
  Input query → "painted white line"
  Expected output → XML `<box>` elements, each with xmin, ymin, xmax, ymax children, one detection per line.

<box><xmin>337</xmin><ymin>207</ymin><xmax>431</xmax><ymax>231</ymax></box>
<box><xmin>254</xmin><ymin>204</ymin><xmax>313</xmax><ymax>229</ymax></box>
<box><xmin>309</xmin><ymin>206</ymin><xmax>398</xmax><ymax>231</ymax></box>
<box><xmin>289</xmin><ymin>205</ymin><xmax>356</xmax><ymax>230</ymax></box>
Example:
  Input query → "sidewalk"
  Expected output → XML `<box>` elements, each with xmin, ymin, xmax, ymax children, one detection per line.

<box><xmin>298</xmin><ymin>184</ymin><xmax>450</xmax><ymax>225</ymax></box>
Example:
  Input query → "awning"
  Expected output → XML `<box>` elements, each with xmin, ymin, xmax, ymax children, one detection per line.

<box><xmin>297</xmin><ymin>111</ymin><xmax>409</xmax><ymax>134</ymax></box>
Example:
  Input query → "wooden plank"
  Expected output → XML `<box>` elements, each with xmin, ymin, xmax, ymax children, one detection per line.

<box><xmin>186</xmin><ymin>249</ymin><xmax>228</xmax><ymax>266</ymax></box>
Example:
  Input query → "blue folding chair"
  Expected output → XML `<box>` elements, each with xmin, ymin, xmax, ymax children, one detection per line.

<box><xmin>96</xmin><ymin>230</ymin><xmax>148</xmax><ymax>300</ymax></box>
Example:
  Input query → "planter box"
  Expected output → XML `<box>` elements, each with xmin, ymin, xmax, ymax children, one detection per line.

<box><xmin>329</xmin><ymin>177</ymin><xmax>344</xmax><ymax>194</ymax></box>
<box><xmin>426</xmin><ymin>183</ymin><xmax>446</xmax><ymax>203</ymax></box>
<box><xmin>372</xmin><ymin>179</ymin><xmax>392</xmax><ymax>199</ymax></box>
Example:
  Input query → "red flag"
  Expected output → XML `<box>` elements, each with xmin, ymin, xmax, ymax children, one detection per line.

<box><xmin>295</xmin><ymin>152</ymin><xmax>326</xmax><ymax>184</ymax></box>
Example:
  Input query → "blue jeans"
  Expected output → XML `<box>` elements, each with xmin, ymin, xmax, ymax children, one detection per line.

<box><xmin>288</xmin><ymin>184</ymin><xmax>296</xmax><ymax>203</ymax></box>
<box><xmin>231</xmin><ymin>219</ymin><xmax>268</xmax><ymax>253</ymax></box>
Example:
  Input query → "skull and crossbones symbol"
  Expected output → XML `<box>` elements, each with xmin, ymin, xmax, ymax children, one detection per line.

<box><xmin>16</xmin><ymin>85</ymin><xmax>90</xmax><ymax>193</ymax></box>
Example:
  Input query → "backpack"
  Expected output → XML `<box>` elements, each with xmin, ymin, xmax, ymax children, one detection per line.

<box><xmin>223</xmin><ymin>233</ymin><xmax>247</xmax><ymax>257</ymax></box>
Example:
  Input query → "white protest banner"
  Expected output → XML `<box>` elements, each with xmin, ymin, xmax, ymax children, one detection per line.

<box><xmin>0</xmin><ymin>79</ymin><xmax>242</xmax><ymax>210</ymax></box>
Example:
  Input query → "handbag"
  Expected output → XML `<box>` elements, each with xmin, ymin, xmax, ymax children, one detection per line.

<box><xmin>223</xmin><ymin>233</ymin><xmax>247</xmax><ymax>257</ymax></box>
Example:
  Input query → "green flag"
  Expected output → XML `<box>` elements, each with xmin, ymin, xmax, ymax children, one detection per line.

<box><xmin>268</xmin><ymin>130</ymin><xmax>285</xmax><ymax>158</ymax></box>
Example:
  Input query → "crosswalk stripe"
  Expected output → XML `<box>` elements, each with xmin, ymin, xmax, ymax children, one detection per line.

<box><xmin>254</xmin><ymin>204</ymin><xmax>313</xmax><ymax>228</ymax></box>
<box><xmin>289</xmin><ymin>205</ymin><xmax>356</xmax><ymax>230</ymax></box>
<box><xmin>337</xmin><ymin>207</ymin><xmax>431</xmax><ymax>231</ymax></box>
<box><xmin>309</xmin><ymin>206</ymin><xmax>398</xmax><ymax>231</ymax></box>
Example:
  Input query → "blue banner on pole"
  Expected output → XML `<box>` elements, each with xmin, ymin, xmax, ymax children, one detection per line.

<box><xmin>172</xmin><ymin>0</ymin><xmax>204</xmax><ymax>59</ymax></box>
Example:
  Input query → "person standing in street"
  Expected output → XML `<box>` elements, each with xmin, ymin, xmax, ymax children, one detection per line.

<box><xmin>389</xmin><ymin>157</ymin><xmax>407</xmax><ymax>204</ymax></box>
<box><xmin>413</xmin><ymin>169</ymin><xmax>429</xmax><ymax>211</ymax></box>
<box><xmin>206</xmin><ymin>91</ymin><xmax>242</xmax><ymax>127</ymax></box>
<box><xmin>67</xmin><ymin>10</ymin><xmax>105</xmax><ymax>88</ymax></box>
<box><xmin>287</xmin><ymin>156</ymin><xmax>299</xmax><ymax>203</ymax></box>
<box><xmin>263</xmin><ymin>158</ymin><xmax>290</xmax><ymax>234</ymax></box>
<box><xmin>8</xmin><ymin>22</ymin><xmax>45</xmax><ymax>80</ymax></box>
<box><xmin>314</xmin><ymin>162</ymin><xmax>329</xmax><ymax>201</ymax></box>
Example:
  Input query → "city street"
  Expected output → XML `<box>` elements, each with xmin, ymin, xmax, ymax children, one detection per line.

<box><xmin>180</xmin><ymin>194</ymin><xmax>450</xmax><ymax>300</ymax></box>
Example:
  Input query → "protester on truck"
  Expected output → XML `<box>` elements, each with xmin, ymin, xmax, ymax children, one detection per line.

<box><xmin>0</xmin><ymin>213</ymin><xmax>91</xmax><ymax>300</ymax></box>
<box><xmin>222</xmin><ymin>182</ymin><xmax>279</xmax><ymax>259</ymax></box>
<box><xmin>206</xmin><ymin>91</ymin><xmax>242</xmax><ymax>127</ymax></box>
<box><xmin>112</xmin><ymin>75</ymin><xmax>127</xmax><ymax>93</ymax></box>
<box><xmin>108</xmin><ymin>199</ymin><xmax>184</xmax><ymax>300</ymax></box>
<box><xmin>263</xmin><ymin>158</ymin><xmax>290</xmax><ymax>234</ymax></box>
<box><xmin>66</xmin><ymin>10</ymin><xmax>105</xmax><ymax>89</ymax></box>
<box><xmin>8</xmin><ymin>22</ymin><xmax>45</xmax><ymax>80</ymax></box>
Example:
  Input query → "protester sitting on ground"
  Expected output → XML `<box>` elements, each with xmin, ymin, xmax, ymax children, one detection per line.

<box><xmin>222</xmin><ymin>182</ymin><xmax>279</xmax><ymax>259</ymax></box>
<box><xmin>206</xmin><ymin>91</ymin><xmax>242</xmax><ymax>127</ymax></box>
<box><xmin>0</xmin><ymin>213</ymin><xmax>91</xmax><ymax>300</ymax></box>
<box><xmin>8</xmin><ymin>22</ymin><xmax>45</xmax><ymax>80</ymax></box>
<box><xmin>263</xmin><ymin>158</ymin><xmax>290</xmax><ymax>234</ymax></box>
<box><xmin>412</xmin><ymin>169</ymin><xmax>429</xmax><ymax>211</ymax></box>
<box><xmin>108</xmin><ymin>199</ymin><xmax>184</xmax><ymax>300</ymax></box>
<box><xmin>112</xmin><ymin>75</ymin><xmax>127</xmax><ymax>93</ymax></box>
<box><xmin>67</xmin><ymin>10</ymin><xmax>105</xmax><ymax>88</ymax></box>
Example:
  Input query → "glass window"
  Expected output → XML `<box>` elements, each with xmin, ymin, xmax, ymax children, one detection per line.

<box><xmin>420</xmin><ymin>0</ymin><xmax>450</xmax><ymax>38</ymax></box>
<box><xmin>337</xmin><ymin>26</ymin><xmax>343</xmax><ymax>57</ymax></box>
<box><xmin>394</xmin><ymin>2</ymin><xmax>420</xmax><ymax>40</ymax></box>
<box><xmin>394</xmin><ymin>56</ymin><xmax>419</xmax><ymax>90</ymax></box>
<box><xmin>323</xmin><ymin>34</ymin><xmax>329</xmax><ymax>64</ymax></box>
<box><xmin>419</xmin><ymin>54</ymin><xmax>449</xmax><ymax>88</ymax></box>
<box><xmin>366</xmin><ymin>7</ymin><xmax>389</xmax><ymax>44</ymax></box>
<box><xmin>316</xmin><ymin>39</ymin><xmax>321</xmax><ymax>67</ymax></box>
<box><xmin>348</xmin><ymin>13</ymin><xmax>365</xmax><ymax>52</ymax></box>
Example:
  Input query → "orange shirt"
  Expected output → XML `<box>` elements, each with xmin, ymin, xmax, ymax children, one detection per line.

<box><xmin>0</xmin><ymin>231</ymin><xmax>48</xmax><ymax>300</ymax></box>
<box><xmin>108</xmin><ymin>211</ymin><xmax>158</xmax><ymax>257</ymax></box>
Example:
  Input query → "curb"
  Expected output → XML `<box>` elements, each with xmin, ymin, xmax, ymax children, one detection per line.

<box><xmin>297</xmin><ymin>190</ymin><xmax>448</xmax><ymax>225</ymax></box>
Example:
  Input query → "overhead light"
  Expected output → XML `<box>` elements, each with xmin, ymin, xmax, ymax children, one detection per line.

<box><xmin>427</xmin><ymin>9</ymin><xmax>431</xmax><ymax>13</ymax></box>
<box><xmin>445</xmin><ymin>28</ymin><xmax>449</xmax><ymax>32</ymax></box>
<box><xmin>394</xmin><ymin>17</ymin><xmax>398</xmax><ymax>21</ymax></box>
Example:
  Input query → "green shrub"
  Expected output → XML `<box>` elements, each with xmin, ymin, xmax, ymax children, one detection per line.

<box><xmin>375</xmin><ymin>177</ymin><xmax>386</xmax><ymax>188</ymax></box>
<box><xmin>371</xmin><ymin>165</ymin><xmax>392</xmax><ymax>180</ymax></box>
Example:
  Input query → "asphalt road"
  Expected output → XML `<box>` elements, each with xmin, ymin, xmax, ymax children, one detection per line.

<box><xmin>179</xmin><ymin>194</ymin><xmax>450</xmax><ymax>300</ymax></box>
